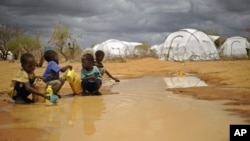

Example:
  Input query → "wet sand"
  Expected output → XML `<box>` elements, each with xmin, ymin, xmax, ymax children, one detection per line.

<box><xmin>0</xmin><ymin>58</ymin><xmax>250</xmax><ymax>140</ymax></box>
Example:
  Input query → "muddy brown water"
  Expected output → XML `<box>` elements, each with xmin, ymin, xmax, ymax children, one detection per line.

<box><xmin>0</xmin><ymin>76</ymin><xmax>248</xmax><ymax>141</ymax></box>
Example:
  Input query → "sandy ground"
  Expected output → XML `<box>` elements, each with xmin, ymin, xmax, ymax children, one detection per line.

<box><xmin>0</xmin><ymin>58</ymin><xmax>250</xmax><ymax>122</ymax></box>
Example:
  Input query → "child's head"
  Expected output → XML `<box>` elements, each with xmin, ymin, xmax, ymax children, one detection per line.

<box><xmin>82</xmin><ymin>53</ymin><xmax>94</xmax><ymax>69</ymax></box>
<box><xmin>95</xmin><ymin>50</ymin><xmax>105</xmax><ymax>63</ymax></box>
<box><xmin>20</xmin><ymin>53</ymin><xmax>36</xmax><ymax>74</ymax></box>
<box><xmin>44</xmin><ymin>50</ymin><xmax>59</xmax><ymax>64</ymax></box>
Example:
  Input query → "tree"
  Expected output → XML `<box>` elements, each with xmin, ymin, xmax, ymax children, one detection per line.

<box><xmin>48</xmin><ymin>22</ymin><xmax>70</xmax><ymax>61</ymax></box>
<box><xmin>64</xmin><ymin>43</ymin><xmax>82</xmax><ymax>61</ymax></box>
<box><xmin>67</xmin><ymin>33</ymin><xmax>82</xmax><ymax>61</ymax></box>
<box><xmin>0</xmin><ymin>24</ymin><xmax>24</xmax><ymax>60</ymax></box>
<box><xmin>134</xmin><ymin>43</ymin><xmax>150</xmax><ymax>58</ymax></box>
<box><xmin>35</xmin><ymin>31</ymin><xmax>44</xmax><ymax>67</ymax></box>
<box><xmin>214</xmin><ymin>37</ymin><xmax>226</xmax><ymax>48</ymax></box>
<box><xmin>5</xmin><ymin>36</ymin><xmax>39</xmax><ymax>59</ymax></box>
<box><xmin>245</xmin><ymin>25</ymin><xmax>250</xmax><ymax>43</ymax></box>
<box><xmin>245</xmin><ymin>25</ymin><xmax>250</xmax><ymax>33</ymax></box>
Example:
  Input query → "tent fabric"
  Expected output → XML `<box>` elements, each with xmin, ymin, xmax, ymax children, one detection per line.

<box><xmin>93</xmin><ymin>39</ymin><xmax>142</xmax><ymax>59</ymax></box>
<box><xmin>159</xmin><ymin>29</ymin><xmax>220</xmax><ymax>61</ymax></box>
<box><xmin>149</xmin><ymin>43</ymin><xmax>164</xmax><ymax>59</ymax></box>
<box><xmin>219</xmin><ymin>36</ymin><xmax>249</xmax><ymax>58</ymax></box>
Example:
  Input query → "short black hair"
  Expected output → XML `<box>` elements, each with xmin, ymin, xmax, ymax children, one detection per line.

<box><xmin>82</xmin><ymin>53</ymin><xmax>94</xmax><ymax>62</ymax></box>
<box><xmin>20</xmin><ymin>53</ymin><xmax>35</xmax><ymax>65</ymax></box>
<box><xmin>95</xmin><ymin>50</ymin><xmax>105</xmax><ymax>57</ymax></box>
<box><xmin>44</xmin><ymin>50</ymin><xmax>58</xmax><ymax>62</ymax></box>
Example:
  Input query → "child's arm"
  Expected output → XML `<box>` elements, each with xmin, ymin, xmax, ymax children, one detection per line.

<box><xmin>96</xmin><ymin>62</ymin><xmax>104</xmax><ymax>68</ymax></box>
<box><xmin>60</xmin><ymin>65</ymin><xmax>72</xmax><ymax>72</ymax></box>
<box><xmin>105</xmin><ymin>69</ymin><xmax>120</xmax><ymax>82</ymax></box>
<box><xmin>23</xmin><ymin>82</ymin><xmax>49</xmax><ymax>99</ymax></box>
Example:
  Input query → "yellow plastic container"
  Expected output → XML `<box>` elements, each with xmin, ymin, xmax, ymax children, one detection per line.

<box><xmin>176</xmin><ymin>70</ymin><xmax>185</xmax><ymax>76</ymax></box>
<box><xmin>65</xmin><ymin>69</ymin><xmax>74</xmax><ymax>83</ymax></box>
<box><xmin>45</xmin><ymin>85</ymin><xmax>53</xmax><ymax>105</ymax></box>
<box><xmin>65</xmin><ymin>69</ymin><xmax>82</xmax><ymax>94</ymax></box>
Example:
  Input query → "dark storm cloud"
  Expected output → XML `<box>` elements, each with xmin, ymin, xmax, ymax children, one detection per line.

<box><xmin>0</xmin><ymin>0</ymin><xmax>249</xmax><ymax>47</ymax></box>
<box><xmin>0</xmin><ymin>0</ymin><xmax>100</xmax><ymax>16</ymax></box>
<box><xmin>217</xmin><ymin>0</ymin><xmax>250</xmax><ymax>13</ymax></box>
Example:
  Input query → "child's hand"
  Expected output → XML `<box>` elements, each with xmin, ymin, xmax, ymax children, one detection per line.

<box><xmin>67</xmin><ymin>65</ymin><xmax>72</xmax><ymax>70</ymax></box>
<box><xmin>61</xmin><ymin>65</ymin><xmax>73</xmax><ymax>72</ymax></box>
<box><xmin>114</xmin><ymin>78</ymin><xmax>120</xmax><ymax>82</ymax></box>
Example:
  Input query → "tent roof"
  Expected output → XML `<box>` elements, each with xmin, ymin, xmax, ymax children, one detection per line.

<box><xmin>180</xmin><ymin>28</ymin><xmax>198</xmax><ymax>34</ymax></box>
<box><xmin>161</xmin><ymin>28</ymin><xmax>219</xmax><ymax>61</ymax></box>
<box><xmin>208</xmin><ymin>35</ymin><xmax>220</xmax><ymax>42</ymax></box>
<box><xmin>226</xmin><ymin>36</ymin><xmax>247</xmax><ymax>40</ymax></box>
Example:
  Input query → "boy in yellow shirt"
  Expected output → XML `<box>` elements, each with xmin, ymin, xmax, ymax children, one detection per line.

<box><xmin>9</xmin><ymin>53</ymin><xmax>49</xmax><ymax>104</ymax></box>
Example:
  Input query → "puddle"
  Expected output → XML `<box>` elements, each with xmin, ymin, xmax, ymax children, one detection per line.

<box><xmin>164</xmin><ymin>75</ymin><xmax>208</xmax><ymax>88</ymax></box>
<box><xmin>0</xmin><ymin>76</ymin><xmax>248</xmax><ymax>141</ymax></box>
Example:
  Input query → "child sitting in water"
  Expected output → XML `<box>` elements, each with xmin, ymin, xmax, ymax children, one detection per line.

<box><xmin>81</xmin><ymin>53</ymin><xmax>102</xmax><ymax>95</ymax></box>
<box><xmin>8</xmin><ymin>53</ymin><xmax>49</xmax><ymax>104</ymax></box>
<box><xmin>94</xmin><ymin>50</ymin><xmax>120</xmax><ymax>82</ymax></box>
<box><xmin>42</xmin><ymin>50</ymin><xmax>72</xmax><ymax>97</ymax></box>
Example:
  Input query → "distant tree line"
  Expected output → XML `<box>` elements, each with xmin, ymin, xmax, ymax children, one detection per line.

<box><xmin>0</xmin><ymin>22</ymin><xmax>82</xmax><ymax>66</ymax></box>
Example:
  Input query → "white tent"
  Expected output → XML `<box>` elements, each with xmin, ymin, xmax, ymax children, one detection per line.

<box><xmin>149</xmin><ymin>43</ymin><xmax>164</xmax><ymax>59</ymax></box>
<box><xmin>92</xmin><ymin>39</ymin><xmax>142</xmax><ymax>59</ymax></box>
<box><xmin>159</xmin><ymin>29</ymin><xmax>220</xmax><ymax>61</ymax></box>
<box><xmin>0</xmin><ymin>50</ymin><xmax>13</xmax><ymax>60</ymax></box>
<box><xmin>219</xmin><ymin>36</ymin><xmax>249</xmax><ymax>58</ymax></box>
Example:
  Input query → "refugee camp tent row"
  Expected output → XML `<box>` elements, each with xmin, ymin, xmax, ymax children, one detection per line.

<box><xmin>150</xmin><ymin>29</ymin><xmax>250</xmax><ymax>61</ymax></box>
<box><xmin>88</xmin><ymin>28</ymin><xmax>250</xmax><ymax>61</ymax></box>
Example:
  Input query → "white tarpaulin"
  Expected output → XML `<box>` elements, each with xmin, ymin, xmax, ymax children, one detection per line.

<box><xmin>93</xmin><ymin>39</ymin><xmax>142</xmax><ymax>59</ymax></box>
<box><xmin>219</xmin><ymin>36</ymin><xmax>249</xmax><ymax>58</ymax></box>
<box><xmin>154</xmin><ymin>29</ymin><xmax>220</xmax><ymax>61</ymax></box>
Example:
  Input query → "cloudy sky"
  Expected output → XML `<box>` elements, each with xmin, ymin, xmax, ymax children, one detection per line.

<box><xmin>0</xmin><ymin>0</ymin><xmax>250</xmax><ymax>48</ymax></box>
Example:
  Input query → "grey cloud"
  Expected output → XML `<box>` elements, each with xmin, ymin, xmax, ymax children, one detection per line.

<box><xmin>0</xmin><ymin>0</ymin><xmax>103</xmax><ymax>17</ymax></box>
<box><xmin>0</xmin><ymin>0</ymin><xmax>249</xmax><ymax>48</ymax></box>
<box><xmin>217</xmin><ymin>0</ymin><xmax>250</xmax><ymax>13</ymax></box>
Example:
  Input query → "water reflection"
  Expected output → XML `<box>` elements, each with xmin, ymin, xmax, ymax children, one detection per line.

<box><xmin>164</xmin><ymin>75</ymin><xmax>208</xmax><ymax>88</ymax></box>
<box><xmin>0</xmin><ymin>95</ymin><xmax>105</xmax><ymax>140</ymax></box>
<box><xmin>67</xmin><ymin>96</ymin><xmax>105</xmax><ymax>136</ymax></box>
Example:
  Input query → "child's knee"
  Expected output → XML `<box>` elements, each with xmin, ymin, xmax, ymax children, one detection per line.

<box><xmin>59</xmin><ymin>77</ymin><xmax>66</xmax><ymax>84</ymax></box>
<box><xmin>48</xmin><ymin>80</ymin><xmax>62</xmax><ymax>91</ymax></box>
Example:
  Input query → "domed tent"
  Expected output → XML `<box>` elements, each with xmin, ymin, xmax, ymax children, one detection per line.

<box><xmin>93</xmin><ymin>39</ymin><xmax>142</xmax><ymax>59</ymax></box>
<box><xmin>218</xmin><ymin>36</ymin><xmax>249</xmax><ymax>58</ymax></box>
<box><xmin>160</xmin><ymin>29</ymin><xmax>220</xmax><ymax>61</ymax></box>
